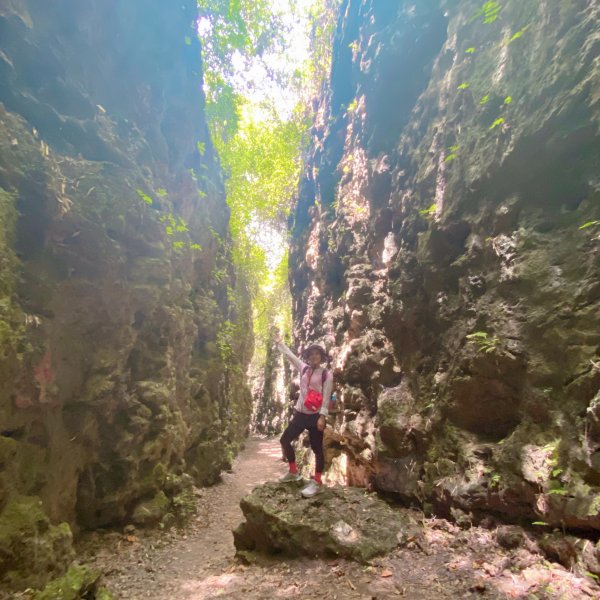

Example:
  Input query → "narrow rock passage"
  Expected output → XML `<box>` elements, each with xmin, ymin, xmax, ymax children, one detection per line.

<box><xmin>84</xmin><ymin>438</ymin><xmax>285</xmax><ymax>599</ymax></box>
<box><xmin>81</xmin><ymin>439</ymin><xmax>597</xmax><ymax>599</ymax></box>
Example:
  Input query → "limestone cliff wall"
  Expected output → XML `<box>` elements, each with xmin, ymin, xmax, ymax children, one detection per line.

<box><xmin>0</xmin><ymin>0</ymin><xmax>251</xmax><ymax>587</ymax></box>
<box><xmin>290</xmin><ymin>0</ymin><xmax>600</xmax><ymax>530</ymax></box>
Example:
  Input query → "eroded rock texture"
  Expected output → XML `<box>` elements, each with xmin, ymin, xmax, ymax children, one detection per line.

<box><xmin>234</xmin><ymin>481</ymin><xmax>418</xmax><ymax>563</ymax></box>
<box><xmin>0</xmin><ymin>0</ymin><xmax>251</xmax><ymax>589</ymax></box>
<box><xmin>290</xmin><ymin>0</ymin><xmax>600</xmax><ymax>530</ymax></box>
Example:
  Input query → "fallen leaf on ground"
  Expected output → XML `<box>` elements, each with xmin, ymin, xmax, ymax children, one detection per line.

<box><xmin>381</xmin><ymin>568</ymin><xmax>393</xmax><ymax>577</ymax></box>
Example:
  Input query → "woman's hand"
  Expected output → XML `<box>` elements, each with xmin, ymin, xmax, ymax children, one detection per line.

<box><xmin>317</xmin><ymin>415</ymin><xmax>326</xmax><ymax>432</ymax></box>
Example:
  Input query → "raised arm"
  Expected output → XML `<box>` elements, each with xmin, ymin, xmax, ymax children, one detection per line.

<box><xmin>276</xmin><ymin>340</ymin><xmax>304</xmax><ymax>372</ymax></box>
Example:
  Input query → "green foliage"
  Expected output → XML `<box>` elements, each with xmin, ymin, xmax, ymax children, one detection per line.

<box><xmin>466</xmin><ymin>331</ymin><xmax>500</xmax><ymax>353</ymax></box>
<box><xmin>504</xmin><ymin>95</ymin><xmax>513</xmax><ymax>104</ymax></box>
<box><xmin>217</xmin><ymin>110</ymin><xmax>306</xmax><ymax>241</ymax></box>
<box><xmin>419</xmin><ymin>203</ymin><xmax>437</xmax><ymax>218</ymax></box>
<box><xmin>197</xmin><ymin>0</ymin><xmax>283</xmax><ymax>78</ymax></box>
<box><xmin>504</xmin><ymin>25</ymin><xmax>530</xmax><ymax>45</ymax></box>
<box><xmin>160</xmin><ymin>213</ymin><xmax>188</xmax><ymax>236</ymax></box>
<box><xmin>490</xmin><ymin>472</ymin><xmax>501</xmax><ymax>488</ymax></box>
<box><xmin>198</xmin><ymin>0</ymin><xmax>286</xmax><ymax>146</ymax></box>
<box><xmin>157</xmin><ymin>213</ymin><xmax>202</xmax><ymax>253</ymax></box>
<box><xmin>580</xmin><ymin>220</ymin><xmax>600</xmax><ymax>230</ymax></box>
<box><xmin>480</xmin><ymin>94</ymin><xmax>490</xmax><ymax>105</ymax></box>
<box><xmin>199</xmin><ymin>1</ymin><xmax>338</xmax><ymax>371</ymax></box>
<box><xmin>212</xmin><ymin>266</ymin><xmax>227</xmax><ymax>283</ymax></box>
<box><xmin>465</xmin><ymin>47</ymin><xmax>476</xmax><ymax>54</ymax></box>
<box><xmin>204</xmin><ymin>72</ymin><xmax>241</xmax><ymax>145</ymax></box>
<box><xmin>490</xmin><ymin>117</ymin><xmax>505</xmax><ymax>130</ymax></box>
<box><xmin>445</xmin><ymin>145</ymin><xmax>459</xmax><ymax>163</ymax></box>
<box><xmin>216</xmin><ymin>319</ymin><xmax>237</xmax><ymax>362</ymax></box>
<box><xmin>252</xmin><ymin>252</ymin><xmax>292</xmax><ymax>365</ymax></box>
<box><xmin>136</xmin><ymin>189</ymin><xmax>153</xmax><ymax>205</ymax></box>
<box><xmin>471</xmin><ymin>2</ymin><xmax>502</xmax><ymax>24</ymax></box>
<box><xmin>305</xmin><ymin>0</ymin><xmax>341</xmax><ymax>97</ymax></box>
<box><xmin>457</xmin><ymin>82</ymin><xmax>470</xmax><ymax>90</ymax></box>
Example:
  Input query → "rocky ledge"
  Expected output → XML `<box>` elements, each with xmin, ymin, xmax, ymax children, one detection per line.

<box><xmin>233</xmin><ymin>482</ymin><xmax>420</xmax><ymax>563</ymax></box>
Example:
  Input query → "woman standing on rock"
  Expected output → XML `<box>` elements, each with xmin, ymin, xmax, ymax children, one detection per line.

<box><xmin>274</xmin><ymin>332</ymin><xmax>332</xmax><ymax>498</ymax></box>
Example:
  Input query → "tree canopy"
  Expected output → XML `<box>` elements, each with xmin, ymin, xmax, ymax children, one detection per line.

<box><xmin>197</xmin><ymin>0</ymin><xmax>339</xmax><ymax>362</ymax></box>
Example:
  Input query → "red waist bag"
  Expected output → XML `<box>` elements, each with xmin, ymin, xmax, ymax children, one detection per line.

<box><xmin>304</xmin><ymin>388</ymin><xmax>323</xmax><ymax>412</ymax></box>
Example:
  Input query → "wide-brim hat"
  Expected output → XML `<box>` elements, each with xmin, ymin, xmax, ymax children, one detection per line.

<box><xmin>302</xmin><ymin>343</ymin><xmax>329</xmax><ymax>361</ymax></box>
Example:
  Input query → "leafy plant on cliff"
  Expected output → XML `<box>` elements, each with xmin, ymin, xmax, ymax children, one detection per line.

<box><xmin>504</xmin><ymin>25</ymin><xmax>530</xmax><ymax>46</ymax></box>
<box><xmin>490</xmin><ymin>117</ymin><xmax>505</xmax><ymax>130</ymax></box>
<box><xmin>466</xmin><ymin>331</ymin><xmax>499</xmax><ymax>353</ymax></box>
<box><xmin>419</xmin><ymin>203</ymin><xmax>437</xmax><ymax>219</ymax></box>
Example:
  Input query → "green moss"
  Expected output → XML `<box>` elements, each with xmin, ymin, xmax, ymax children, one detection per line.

<box><xmin>0</xmin><ymin>436</ymin><xmax>17</xmax><ymax>462</ymax></box>
<box><xmin>0</xmin><ymin>496</ymin><xmax>74</xmax><ymax>590</ymax></box>
<box><xmin>171</xmin><ymin>487</ymin><xmax>197</xmax><ymax>522</ymax></box>
<box><xmin>0</xmin><ymin>188</ymin><xmax>26</xmax><ymax>407</ymax></box>
<box><xmin>96</xmin><ymin>587</ymin><xmax>117</xmax><ymax>600</ymax></box>
<box><xmin>0</xmin><ymin>495</ymin><xmax>48</xmax><ymax>539</ymax></box>
<box><xmin>34</xmin><ymin>564</ymin><xmax>112</xmax><ymax>600</ymax></box>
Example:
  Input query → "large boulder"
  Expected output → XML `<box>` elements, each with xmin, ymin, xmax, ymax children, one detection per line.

<box><xmin>233</xmin><ymin>482</ymin><xmax>419</xmax><ymax>563</ymax></box>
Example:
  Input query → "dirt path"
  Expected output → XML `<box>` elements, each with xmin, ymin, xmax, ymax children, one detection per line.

<box><xmin>80</xmin><ymin>438</ymin><xmax>599</xmax><ymax>599</ymax></box>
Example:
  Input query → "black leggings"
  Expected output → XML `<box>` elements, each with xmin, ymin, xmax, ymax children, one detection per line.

<box><xmin>280</xmin><ymin>411</ymin><xmax>325</xmax><ymax>473</ymax></box>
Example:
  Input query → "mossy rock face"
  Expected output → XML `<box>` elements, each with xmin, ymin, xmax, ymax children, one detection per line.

<box><xmin>234</xmin><ymin>482</ymin><xmax>419</xmax><ymax>563</ymax></box>
<box><xmin>0</xmin><ymin>0</ymin><xmax>253</xmax><ymax>551</ymax></box>
<box><xmin>0</xmin><ymin>496</ymin><xmax>74</xmax><ymax>590</ymax></box>
<box><xmin>34</xmin><ymin>564</ymin><xmax>115</xmax><ymax>600</ymax></box>
<box><xmin>287</xmin><ymin>0</ymin><xmax>600</xmax><ymax>530</ymax></box>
